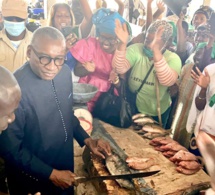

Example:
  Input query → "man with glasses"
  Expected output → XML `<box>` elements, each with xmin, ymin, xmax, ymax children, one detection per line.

<box><xmin>0</xmin><ymin>0</ymin><xmax>32</xmax><ymax>72</ymax></box>
<box><xmin>0</xmin><ymin>26</ymin><xmax>111</xmax><ymax>195</ymax></box>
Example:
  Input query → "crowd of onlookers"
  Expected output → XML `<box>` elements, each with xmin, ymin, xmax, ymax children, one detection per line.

<box><xmin>0</xmin><ymin>0</ymin><xmax>215</xmax><ymax>194</ymax></box>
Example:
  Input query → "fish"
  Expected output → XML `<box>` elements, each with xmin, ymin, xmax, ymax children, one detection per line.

<box><xmin>178</xmin><ymin>160</ymin><xmax>201</xmax><ymax>170</ymax></box>
<box><xmin>142</xmin><ymin>124</ymin><xmax>171</xmax><ymax>135</ymax></box>
<box><xmin>160</xmin><ymin>142</ymin><xmax>188</xmax><ymax>152</ymax></box>
<box><xmin>176</xmin><ymin>166</ymin><xmax>201</xmax><ymax>175</ymax></box>
<box><xmin>141</xmin><ymin>132</ymin><xmax>165</xmax><ymax>140</ymax></box>
<box><xmin>170</xmin><ymin>150</ymin><xmax>197</xmax><ymax>162</ymax></box>
<box><xmin>126</xmin><ymin>157</ymin><xmax>151</xmax><ymax>163</ymax></box>
<box><xmin>150</xmin><ymin>136</ymin><xmax>172</xmax><ymax>144</ymax></box>
<box><xmin>133</xmin><ymin>117</ymin><xmax>159</xmax><ymax>126</ymax></box>
<box><xmin>132</xmin><ymin>113</ymin><xmax>149</xmax><ymax>120</ymax></box>
<box><xmin>127</xmin><ymin>158</ymin><xmax>157</xmax><ymax>170</ymax></box>
<box><xmin>105</xmin><ymin>150</ymin><xmax>135</xmax><ymax>189</ymax></box>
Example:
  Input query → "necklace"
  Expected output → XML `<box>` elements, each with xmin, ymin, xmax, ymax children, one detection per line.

<box><xmin>51</xmin><ymin>80</ymin><xmax>68</xmax><ymax>142</ymax></box>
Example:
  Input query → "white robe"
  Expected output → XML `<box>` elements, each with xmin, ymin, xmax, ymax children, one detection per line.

<box><xmin>186</xmin><ymin>63</ymin><xmax>215</xmax><ymax>137</ymax></box>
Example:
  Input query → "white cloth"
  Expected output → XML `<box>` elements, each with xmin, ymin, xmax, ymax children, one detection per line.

<box><xmin>205</xmin><ymin>188</ymin><xmax>215</xmax><ymax>195</ymax></box>
<box><xmin>186</xmin><ymin>63</ymin><xmax>215</xmax><ymax>137</ymax></box>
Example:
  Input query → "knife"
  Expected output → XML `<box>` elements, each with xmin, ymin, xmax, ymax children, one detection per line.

<box><xmin>75</xmin><ymin>170</ymin><xmax>160</xmax><ymax>184</ymax></box>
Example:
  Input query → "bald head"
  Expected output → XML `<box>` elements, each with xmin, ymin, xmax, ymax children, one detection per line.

<box><xmin>30</xmin><ymin>26</ymin><xmax>65</xmax><ymax>47</ymax></box>
<box><xmin>0</xmin><ymin>66</ymin><xmax>21</xmax><ymax>132</ymax></box>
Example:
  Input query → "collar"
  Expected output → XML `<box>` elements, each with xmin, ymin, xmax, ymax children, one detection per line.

<box><xmin>0</xmin><ymin>29</ymin><xmax>32</xmax><ymax>46</ymax></box>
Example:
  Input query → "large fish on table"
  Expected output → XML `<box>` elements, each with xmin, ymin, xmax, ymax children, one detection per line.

<box><xmin>106</xmin><ymin>150</ymin><xmax>135</xmax><ymax>189</ymax></box>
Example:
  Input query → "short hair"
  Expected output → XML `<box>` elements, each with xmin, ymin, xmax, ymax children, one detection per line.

<box><xmin>0</xmin><ymin>66</ymin><xmax>20</xmax><ymax>101</ymax></box>
<box><xmin>30</xmin><ymin>26</ymin><xmax>65</xmax><ymax>46</ymax></box>
<box><xmin>48</xmin><ymin>3</ymin><xmax>75</xmax><ymax>28</ymax></box>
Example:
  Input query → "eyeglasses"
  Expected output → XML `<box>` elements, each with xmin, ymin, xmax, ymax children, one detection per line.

<box><xmin>30</xmin><ymin>46</ymin><xmax>65</xmax><ymax>66</ymax></box>
<box><xmin>99</xmin><ymin>35</ymin><xmax>118</xmax><ymax>45</ymax></box>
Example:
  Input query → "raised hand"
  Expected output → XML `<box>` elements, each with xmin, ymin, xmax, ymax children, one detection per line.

<box><xmin>156</xmin><ymin>0</ymin><xmax>165</xmax><ymax>13</ymax></box>
<box><xmin>82</xmin><ymin>61</ymin><xmax>96</xmax><ymax>73</ymax></box>
<box><xmin>149</xmin><ymin>26</ymin><xmax>165</xmax><ymax>50</ymax></box>
<box><xmin>49</xmin><ymin>169</ymin><xmax>77</xmax><ymax>189</ymax></box>
<box><xmin>191</xmin><ymin>67</ymin><xmax>210</xmax><ymax>89</ymax></box>
<box><xmin>115</xmin><ymin>19</ymin><xmax>129</xmax><ymax>44</ymax></box>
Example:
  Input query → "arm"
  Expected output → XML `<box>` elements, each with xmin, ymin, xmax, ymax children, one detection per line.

<box><xmin>79</xmin><ymin>0</ymin><xmax>93</xmax><ymax>38</ymax></box>
<box><xmin>153</xmin><ymin>0</ymin><xmax>165</xmax><ymax>21</ymax></box>
<box><xmin>145</xmin><ymin>0</ymin><xmax>154</xmax><ymax>31</ymax></box>
<box><xmin>113</xmin><ymin>20</ymin><xmax>131</xmax><ymax>74</ymax></box>
<box><xmin>191</xmin><ymin>67</ymin><xmax>210</xmax><ymax>110</ymax></box>
<box><xmin>0</xmin><ymin>105</ymin><xmax>53</xmax><ymax>180</ymax></box>
<box><xmin>74</xmin><ymin>61</ymin><xmax>95</xmax><ymax>77</ymax></box>
<box><xmin>151</xmin><ymin>27</ymin><xmax>180</xmax><ymax>86</ymax></box>
<box><xmin>176</xmin><ymin>13</ymin><xmax>187</xmax><ymax>59</ymax></box>
<box><xmin>195</xmin><ymin>88</ymin><xmax>207</xmax><ymax>110</ymax></box>
<box><xmin>115</xmin><ymin>0</ymin><xmax>125</xmax><ymax>16</ymax></box>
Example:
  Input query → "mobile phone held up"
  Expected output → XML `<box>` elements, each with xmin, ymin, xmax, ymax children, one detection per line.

<box><xmin>61</xmin><ymin>26</ymin><xmax>75</xmax><ymax>38</ymax></box>
<box><xmin>192</xmin><ymin>65</ymin><xmax>200</xmax><ymax>76</ymax></box>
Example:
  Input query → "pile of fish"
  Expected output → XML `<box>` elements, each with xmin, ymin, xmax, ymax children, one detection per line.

<box><xmin>150</xmin><ymin>137</ymin><xmax>202</xmax><ymax>175</ymax></box>
<box><xmin>126</xmin><ymin>157</ymin><xmax>157</xmax><ymax>170</ymax></box>
<box><xmin>132</xmin><ymin>113</ymin><xmax>171</xmax><ymax>139</ymax></box>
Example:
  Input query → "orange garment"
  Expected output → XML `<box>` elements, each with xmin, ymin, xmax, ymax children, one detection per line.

<box><xmin>0</xmin><ymin>29</ymin><xmax>32</xmax><ymax>72</ymax></box>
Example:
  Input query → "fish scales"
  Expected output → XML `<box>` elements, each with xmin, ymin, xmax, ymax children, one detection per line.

<box><xmin>106</xmin><ymin>151</ymin><xmax>135</xmax><ymax>189</ymax></box>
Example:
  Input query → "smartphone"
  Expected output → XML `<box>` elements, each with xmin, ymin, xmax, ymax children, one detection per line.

<box><xmin>192</xmin><ymin>65</ymin><xmax>200</xmax><ymax>75</ymax></box>
<box><xmin>61</xmin><ymin>26</ymin><xmax>75</xmax><ymax>38</ymax></box>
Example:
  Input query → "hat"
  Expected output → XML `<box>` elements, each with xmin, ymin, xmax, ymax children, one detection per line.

<box><xmin>2</xmin><ymin>0</ymin><xmax>28</xmax><ymax>19</ymax></box>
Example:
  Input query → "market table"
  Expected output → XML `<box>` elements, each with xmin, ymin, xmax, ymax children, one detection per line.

<box><xmin>74</xmin><ymin>119</ymin><xmax>210</xmax><ymax>195</ymax></box>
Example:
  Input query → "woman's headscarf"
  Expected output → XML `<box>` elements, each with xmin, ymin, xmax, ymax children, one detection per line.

<box><xmin>92</xmin><ymin>8</ymin><xmax>132</xmax><ymax>37</ymax></box>
<box><xmin>147</xmin><ymin>20</ymin><xmax>173</xmax><ymax>43</ymax></box>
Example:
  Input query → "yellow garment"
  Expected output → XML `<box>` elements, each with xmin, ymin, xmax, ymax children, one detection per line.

<box><xmin>0</xmin><ymin>29</ymin><xmax>32</xmax><ymax>72</ymax></box>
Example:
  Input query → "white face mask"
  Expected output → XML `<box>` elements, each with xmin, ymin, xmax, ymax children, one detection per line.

<box><xmin>4</xmin><ymin>20</ymin><xmax>26</xmax><ymax>37</ymax></box>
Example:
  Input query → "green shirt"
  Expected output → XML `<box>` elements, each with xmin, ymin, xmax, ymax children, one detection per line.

<box><xmin>126</xmin><ymin>43</ymin><xmax>182</xmax><ymax>116</ymax></box>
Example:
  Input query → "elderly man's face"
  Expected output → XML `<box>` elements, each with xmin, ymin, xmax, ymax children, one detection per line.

<box><xmin>0</xmin><ymin>87</ymin><xmax>21</xmax><ymax>132</ymax></box>
<box><xmin>27</xmin><ymin>37</ymin><xmax>66</xmax><ymax>80</ymax></box>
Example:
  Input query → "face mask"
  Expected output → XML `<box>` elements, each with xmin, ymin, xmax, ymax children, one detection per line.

<box><xmin>4</xmin><ymin>20</ymin><xmax>26</xmax><ymax>37</ymax></box>
<box><xmin>143</xmin><ymin>46</ymin><xmax>154</xmax><ymax>58</ymax></box>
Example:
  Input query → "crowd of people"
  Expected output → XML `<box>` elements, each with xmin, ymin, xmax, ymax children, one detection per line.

<box><xmin>0</xmin><ymin>0</ymin><xmax>215</xmax><ymax>194</ymax></box>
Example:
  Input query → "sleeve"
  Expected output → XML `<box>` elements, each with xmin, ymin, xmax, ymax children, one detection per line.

<box><xmin>0</xmin><ymin>103</ymin><xmax>53</xmax><ymax>180</ymax></box>
<box><xmin>154</xmin><ymin>52</ymin><xmax>182</xmax><ymax>86</ymax></box>
<box><xmin>166</xmin><ymin>52</ymin><xmax>182</xmax><ymax>75</ymax></box>
<box><xmin>69</xmin><ymin>38</ymin><xmax>95</xmax><ymax>64</ymax></box>
<box><xmin>71</xmin><ymin>112</ymin><xmax>90</xmax><ymax>147</ymax></box>
<box><xmin>126</xmin><ymin>44</ymin><xmax>139</xmax><ymax>68</ymax></box>
<box><xmin>112</xmin><ymin>49</ymin><xmax>131</xmax><ymax>74</ymax></box>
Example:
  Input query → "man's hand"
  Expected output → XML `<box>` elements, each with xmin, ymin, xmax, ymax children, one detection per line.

<box><xmin>84</xmin><ymin>138</ymin><xmax>111</xmax><ymax>159</ymax></box>
<box><xmin>49</xmin><ymin>169</ymin><xmax>77</xmax><ymax>189</ymax></box>
<box><xmin>191</xmin><ymin>67</ymin><xmax>210</xmax><ymax>89</ymax></box>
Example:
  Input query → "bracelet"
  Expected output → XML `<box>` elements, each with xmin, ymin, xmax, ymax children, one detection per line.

<box><xmin>198</xmin><ymin>95</ymin><xmax>206</xmax><ymax>100</ymax></box>
<box><xmin>113</xmin><ymin>78</ymin><xmax>120</xmax><ymax>85</ymax></box>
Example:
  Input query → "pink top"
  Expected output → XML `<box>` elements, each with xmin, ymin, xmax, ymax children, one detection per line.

<box><xmin>70</xmin><ymin>37</ymin><xmax>114</xmax><ymax>111</ymax></box>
